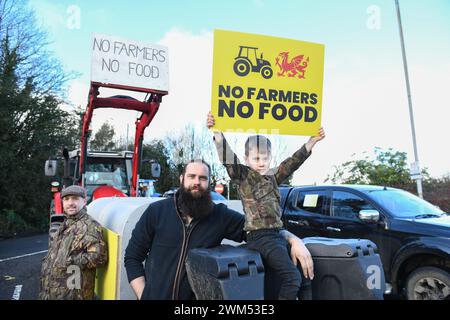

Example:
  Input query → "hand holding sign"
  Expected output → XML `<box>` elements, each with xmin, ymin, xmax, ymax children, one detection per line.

<box><xmin>311</xmin><ymin>127</ymin><xmax>326</xmax><ymax>143</ymax></box>
<box><xmin>207</xmin><ymin>112</ymin><xmax>224</xmax><ymax>144</ymax></box>
<box><xmin>206</xmin><ymin>111</ymin><xmax>215</xmax><ymax>129</ymax></box>
<box><xmin>305</xmin><ymin>127</ymin><xmax>326</xmax><ymax>153</ymax></box>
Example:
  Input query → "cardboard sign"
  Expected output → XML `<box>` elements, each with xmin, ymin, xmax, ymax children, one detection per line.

<box><xmin>303</xmin><ymin>194</ymin><xmax>319</xmax><ymax>208</ymax></box>
<box><xmin>211</xmin><ymin>30</ymin><xmax>324</xmax><ymax>136</ymax></box>
<box><xmin>91</xmin><ymin>33</ymin><xmax>169</xmax><ymax>92</ymax></box>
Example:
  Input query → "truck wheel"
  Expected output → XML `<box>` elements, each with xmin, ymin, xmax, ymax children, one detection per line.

<box><xmin>261</xmin><ymin>66</ymin><xmax>273</xmax><ymax>79</ymax></box>
<box><xmin>406</xmin><ymin>267</ymin><xmax>450</xmax><ymax>300</ymax></box>
<box><xmin>233</xmin><ymin>59</ymin><xmax>251</xmax><ymax>76</ymax></box>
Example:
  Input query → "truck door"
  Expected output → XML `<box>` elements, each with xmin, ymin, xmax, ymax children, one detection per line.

<box><xmin>322</xmin><ymin>190</ymin><xmax>375</xmax><ymax>238</ymax></box>
<box><xmin>326</xmin><ymin>190</ymin><xmax>391</xmax><ymax>275</ymax></box>
<box><xmin>283</xmin><ymin>189</ymin><xmax>332</xmax><ymax>238</ymax></box>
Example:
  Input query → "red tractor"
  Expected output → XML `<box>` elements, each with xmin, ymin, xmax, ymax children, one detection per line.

<box><xmin>44</xmin><ymin>82</ymin><xmax>166</xmax><ymax>236</ymax></box>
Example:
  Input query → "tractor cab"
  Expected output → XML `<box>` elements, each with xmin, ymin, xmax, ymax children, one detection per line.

<box><xmin>78</xmin><ymin>150</ymin><xmax>133</xmax><ymax>199</ymax></box>
<box><xmin>233</xmin><ymin>45</ymin><xmax>273</xmax><ymax>79</ymax></box>
<box><xmin>238</xmin><ymin>46</ymin><xmax>260</xmax><ymax>66</ymax></box>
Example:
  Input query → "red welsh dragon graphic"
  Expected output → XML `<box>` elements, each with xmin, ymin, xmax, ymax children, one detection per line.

<box><xmin>275</xmin><ymin>52</ymin><xmax>310</xmax><ymax>79</ymax></box>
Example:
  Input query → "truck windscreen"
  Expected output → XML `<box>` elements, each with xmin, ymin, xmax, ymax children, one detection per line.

<box><xmin>85</xmin><ymin>157</ymin><xmax>129</xmax><ymax>192</ymax></box>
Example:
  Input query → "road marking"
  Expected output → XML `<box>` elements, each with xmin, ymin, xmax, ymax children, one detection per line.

<box><xmin>0</xmin><ymin>250</ymin><xmax>48</xmax><ymax>263</ymax></box>
<box><xmin>12</xmin><ymin>285</ymin><xmax>23</xmax><ymax>300</ymax></box>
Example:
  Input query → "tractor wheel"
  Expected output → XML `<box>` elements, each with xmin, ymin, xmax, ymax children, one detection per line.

<box><xmin>405</xmin><ymin>266</ymin><xmax>450</xmax><ymax>300</ymax></box>
<box><xmin>233</xmin><ymin>59</ymin><xmax>251</xmax><ymax>77</ymax></box>
<box><xmin>261</xmin><ymin>66</ymin><xmax>273</xmax><ymax>79</ymax></box>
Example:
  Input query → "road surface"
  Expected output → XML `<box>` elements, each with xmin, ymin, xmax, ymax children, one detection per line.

<box><xmin>0</xmin><ymin>233</ymin><xmax>48</xmax><ymax>300</ymax></box>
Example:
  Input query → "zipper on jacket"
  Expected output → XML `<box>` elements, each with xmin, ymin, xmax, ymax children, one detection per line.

<box><xmin>173</xmin><ymin>221</ymin><xmax>198</xmax><ymax>300</ymax></box>
<box><xmin>171</xmin><ymin>197</ymin><xmax>199</xmax><ymax>300</ymax></box>
<box><xmin>172</xmin><ymin>199</ymin><xmax>186</xmax><ymax>300</ymax></box>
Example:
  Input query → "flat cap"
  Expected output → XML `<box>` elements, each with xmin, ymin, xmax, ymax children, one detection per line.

<box><xmin>61</xmin><ymin>185</ymin><xmax>86</xmax><ymax>199</ymax></box>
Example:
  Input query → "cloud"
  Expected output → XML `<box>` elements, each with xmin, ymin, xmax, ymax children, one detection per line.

<box><xmin>64</xmin><ymin>27</ymin><xmax>449</xmax><ymax>184</ymax></box>
<box><xmin>65</xmin><ymin>80</ymin><xmax>89</xmax><ymax>110</ymax></box>
<box><xmin>152</xmin><ymin>27</ymin><xmax>214</xmax><ymax>138</ymax></box>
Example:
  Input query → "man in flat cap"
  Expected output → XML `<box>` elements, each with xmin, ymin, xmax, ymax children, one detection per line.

<box><xmin>39</xmin><ymin>185</ymin><xmax>107</xmax><ymax>300</ymax></box>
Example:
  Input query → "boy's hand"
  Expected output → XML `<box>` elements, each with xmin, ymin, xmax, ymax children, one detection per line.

<box><xmin>310</xmin><ymin>127</ymin><xmax>325</xmax><ymax>143</ymax></box>
<box><xmin>305</xmin><ymin>127</ymin><xmax>325</xmax><ymax>152</ymax></box>
<box><xmin>207</xmin><ymin>112</ymin><xmax>223</xmax><ymax>142</ymax></box>
<box><xmin>206</xmin><ymin>112</ymin><xmax>215</xmax><ymax>129</ymax></box>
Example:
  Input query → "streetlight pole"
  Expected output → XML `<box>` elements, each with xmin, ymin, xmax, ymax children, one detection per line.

<box><xmin>395</xmin><ymin>0</ymin><xmax>423</xmax><ymax>198</ymax></box>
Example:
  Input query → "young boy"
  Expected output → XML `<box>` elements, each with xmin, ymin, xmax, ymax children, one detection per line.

<box><xmin>206</xmin><ymin>112</ymin><xmax>325</xmax><ymax>300</ymax></box>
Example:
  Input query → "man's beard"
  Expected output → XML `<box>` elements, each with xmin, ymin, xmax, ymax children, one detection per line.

<box><xmin>177</xmin><ymin>184</ymin><xmax>213</xmax><ymax>220</ymax></box>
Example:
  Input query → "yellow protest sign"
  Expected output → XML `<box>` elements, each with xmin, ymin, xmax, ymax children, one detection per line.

<box><xmin>211</xmin><ymin>29</ymin><xmax>325</xmax><ymax>136</ymax></box>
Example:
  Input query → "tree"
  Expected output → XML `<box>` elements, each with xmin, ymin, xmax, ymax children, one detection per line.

<box><xmin>90</xmin><ymin>122</ymin><xmax>117</xmax><ymax>151</ymax></box>
<box><xmin>326</xmin><ymin>147</ymin><xmax>429</xmax><ymax>188</ymax></box>
<box><xmin>326</xmin><ymin>148</ymin><xmax>450</xmax><ymax>212</ymax></box>
<box><xmin>140</xmin><ymin>139</ymin><xmax>179</xmax><ymax>194</ymax></box>
<box><xmin>164</xmin><ymin>123</ymin><xmax>228</xmax><ymax>188</ymax></box>
<box><xmin>422</xmin><ymin>175</ymin><xmax>450</xmax><ymax>213</ymax></box>
<box><xmin>0</xmin><ymin>0</ymin><xmax>71</xmax><ymax>96</ymax></box>
<box><xmin>114</xmin><ymin>137</ymin><xmax>180</xmax><ymax>195</ymax></box>
<box><xmin>0</xmin><ymin>0</ymin><xmax>78</xmax><ymax>237</ymax></box>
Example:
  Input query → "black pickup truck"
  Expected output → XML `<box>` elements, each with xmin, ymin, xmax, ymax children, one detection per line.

<box><xmin>279</xmin><ymin>184</ymin><xmax>450</xmax><ymax>300</ymax></box>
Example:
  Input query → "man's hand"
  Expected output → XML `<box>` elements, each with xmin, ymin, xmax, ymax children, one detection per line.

<box><xmin>305</xmin><ymin>127</ymin><xmax>326</xmax><ymax>153</ymax></box>
<box><xmin>290</xmin><ymin>238</ymin><xmax>314</xmax><ymax>280</ymax></box>
<box><xmin>281</xmin><ymin>230</ymin><xmax>314</xmax><ymax>280</ymax></box>
<box><xmin>130</xmin><ymin>276</ymin><xmax>146</xmax><ymax>300</ymax></box>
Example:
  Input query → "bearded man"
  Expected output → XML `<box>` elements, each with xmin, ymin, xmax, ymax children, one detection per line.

<box><xmin>124</xmin><ymin>159</ymin><xmax>313</xmax><ymax>300</ymax></box>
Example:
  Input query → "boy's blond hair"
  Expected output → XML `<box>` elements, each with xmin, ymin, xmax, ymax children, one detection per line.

<box><xmin>245</xmin><ymin>135</ymin><xmax>272</xmax><ymax>156</ymax></box>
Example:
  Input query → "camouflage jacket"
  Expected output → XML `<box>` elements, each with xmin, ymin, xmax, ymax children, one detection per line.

<box><xmin>214</xmin><ymin>133</ymin><xmax>311</xmax><ymax>231</ymax></box>
<box><xmin>39</xmin><ymin>208</ymin><xmax>107</xmax><ymax>300</ymax></box>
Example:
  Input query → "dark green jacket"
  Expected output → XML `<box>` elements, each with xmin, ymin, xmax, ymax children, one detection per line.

<box><xmin>39</xmin><ymin>208</ymin><xmax>107</xmax><ymax>300</ymax></box>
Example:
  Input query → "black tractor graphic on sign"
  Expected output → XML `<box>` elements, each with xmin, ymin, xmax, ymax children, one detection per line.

<box><xmin>233</xmin><ymin>46</ymin><xmax>273</xmax><ymax>79</ymax></box>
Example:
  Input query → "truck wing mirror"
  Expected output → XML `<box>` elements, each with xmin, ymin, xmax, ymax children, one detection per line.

<box><xmin>45</xmin><ymin>160</ymin><xmax>58</xmax><ymax>176</ymax></box>
<box><xmin>141</xmin><ymin>160</ymin><xmax>161</xmax><ymax>179</ymax></box>
<box><xmin>151</xmin><ymin>162</ymin><xmax>161</xmax><ymax>179</ymax></box>
<box><xmin>358</xmin><ymin>210</ymin><xmax>380</xmax><ymax>223</ymax></box>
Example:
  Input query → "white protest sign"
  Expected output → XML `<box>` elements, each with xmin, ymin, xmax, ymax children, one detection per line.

<box><xmin>91</xmin><ymin>33</ymin><xmax>169</xmax><ymax>92</ymax></box>
<box><xmin>303</xmin><ymin>194</ymin><xmax>319</xmax><ymax>208</ymax></box>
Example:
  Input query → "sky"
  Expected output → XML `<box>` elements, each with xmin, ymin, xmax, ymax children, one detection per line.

<box><xmin>27</xmin><ymin>0</ymin><xmax>450</xmax><ymax>186</ymax></box>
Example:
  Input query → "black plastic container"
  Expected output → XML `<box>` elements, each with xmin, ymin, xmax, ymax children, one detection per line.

<box><xmin>185</xmin><ymin>245</ymin><xmax>265</xmax><ymax>300</ymax></box>
<box><xmin>185</xmin><ymin>237</ymin><xmax>385</xmax><ymax>300</ymax></box>
<box><xmin>303</xmin><ymin>237</ymin><xmax>385</xmax><ymax>300</ymax></box>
